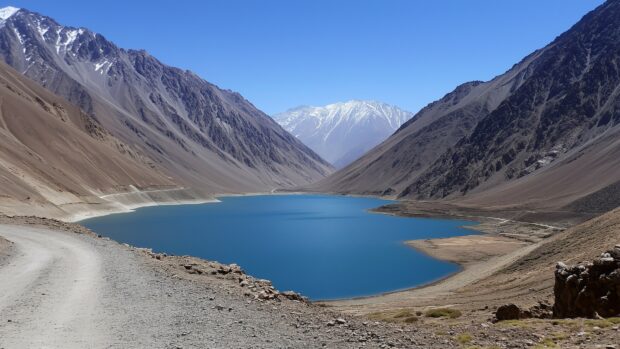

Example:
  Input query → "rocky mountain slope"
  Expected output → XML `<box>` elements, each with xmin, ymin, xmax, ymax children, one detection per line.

<box><xmin>0</xmin><ymin>58</ymin><xmax>177</xmax><ymax>217</ymax></box>
<box><xmin>274</xmin><ymin>100</ymin><xmax>413</xmax><ymax>168</ymax></box>
<box><xmin>0</xmin><ymin>7</ymin><xmax>332</xmax><ymax>195</ymax></box>
<box><xmin>312</xmin><ymin>1</ymin><xmax>620</xmax><ymax>211</ymax></box>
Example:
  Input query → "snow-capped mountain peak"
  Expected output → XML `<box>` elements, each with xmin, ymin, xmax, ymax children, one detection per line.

<box><xmin>0</xmin><ymin>6</ymin><xmax>19</xmax><ymax>20</ymax></box>
<box><xmin>274</xmin><ymin>100</ymin><xmax>414</xmax><ymax>168</ymax></box>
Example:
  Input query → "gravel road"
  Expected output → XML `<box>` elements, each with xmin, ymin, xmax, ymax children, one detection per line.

<box><xmin>0</xmin><ymin>224</ymin><xmax>416</xmax><ymax>349</ymax></box>
<box><xmin>0</xmin><ymin>225</ymin><xmax>106</xmax><ymax>347</ymax></box>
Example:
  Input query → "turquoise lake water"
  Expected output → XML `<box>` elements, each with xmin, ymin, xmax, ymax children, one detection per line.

<box><xmin>81</xmin><ymin>195</ymin><xmax>477</xmax><ymax>300</ymax></box>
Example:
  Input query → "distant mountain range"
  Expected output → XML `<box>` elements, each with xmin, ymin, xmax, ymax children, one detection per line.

<box><xmin>274</xmin><ymin>101</ymin><xmax>413</xmax><ymax>168</ymax></box>
<box><xmin>311</xmin><ymin>0</ymin><xmax>620</xmax><ymax>214</ymax></box>
<box><xmin>0</xmin><ymin>6</ymin><xmax>332</xmax><ymax>199</ymax></box>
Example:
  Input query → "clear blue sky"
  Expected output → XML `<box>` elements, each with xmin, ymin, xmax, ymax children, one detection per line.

<box><xmin>3</xmin><ymin>0</ymin><xmax>605</xmax><ymax>114</ymax></box>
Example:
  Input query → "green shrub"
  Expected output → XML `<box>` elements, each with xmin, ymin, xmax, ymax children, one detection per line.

<box><xmin>425</xmin><ymin>308</ymin><xmax>462</xmax><ymax>319</ymax></box>
<box><xmin>368</xmin><ymin>309</ymin><xmax>418</xmax><ymax>324</ymax></box>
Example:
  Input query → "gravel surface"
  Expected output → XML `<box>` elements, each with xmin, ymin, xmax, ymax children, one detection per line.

<box><xmin>0</xmin><ymin>224</ymin><xmax>419</xmax><ymax>348</ymax></box>
<box><xmin>1</xmin><ymin>221</ymin><xmax>618</xmax><ymax>348</ymax></box>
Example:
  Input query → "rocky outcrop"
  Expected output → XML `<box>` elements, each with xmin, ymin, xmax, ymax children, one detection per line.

<box><xmin>495</xmin><ymin>304</ymin><xmax>525</xmax><ymax>321</ymax></box>
<box><xmin>553</xmin><ymin>245</ymin><xmax>620</xmax><ymax>318</ymax></box>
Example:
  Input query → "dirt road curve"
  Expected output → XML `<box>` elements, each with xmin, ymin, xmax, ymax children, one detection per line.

<box><xmin>0</xmin><ymin>224</ymin><xmax>413</xmax><ymax>349</ymax></box>
<box><xmin>0</xmin><ymin>225</ymin><xmax>105</xmax><ymax>348</ymax></box>
<box><xmin>1</xmin><ymin>224</ymin><xmax>330</xmax><ymax>349</ymax></box>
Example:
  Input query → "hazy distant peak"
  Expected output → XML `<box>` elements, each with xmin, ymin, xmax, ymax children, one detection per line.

<box><xmin>274</xmin><ymin>100</ymin><xmax>414</xmax><ymax>168</ymax></box>
<box><xmin>276</xmin><ymin>100</ymin><xmax>413</xmax><ymax>130</ymax></box>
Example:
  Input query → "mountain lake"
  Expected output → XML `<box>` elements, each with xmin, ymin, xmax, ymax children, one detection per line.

<box><xmin>81</xmin><ymin>194</ymin><xmax>478</xmax><ymax>300</ymax></box>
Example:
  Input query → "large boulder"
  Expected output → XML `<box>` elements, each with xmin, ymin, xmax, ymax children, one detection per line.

<box><xmin>553</xmin><ymin>245</ymin><xmax>620</xmax><ymax>318</ymax></box>
<box><xmin>495</xmin><ymin>301</ymin><xmax>553</xmax><ymax>321</ymax></box>
<box><xmin>496</xmin><ymin>304</ymin><xmax>527</xmax><ymax>321</ymax></box>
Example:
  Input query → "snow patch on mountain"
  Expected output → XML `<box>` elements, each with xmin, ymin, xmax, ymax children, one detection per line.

<box><xmin>0</xmin><ymin>6</ymin><xmax>19</xmax><ymax>21</ymax></box>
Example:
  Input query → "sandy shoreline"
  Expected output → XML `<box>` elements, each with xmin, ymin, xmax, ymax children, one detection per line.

<box><xmin>68</xmin><ymin>190</ymin><xmax>315</xmax><ymax>222</ymax></box>
<box><xmin>321</xmin><ymin>208</ymin><xmax>562</xmax><ymax>314</ymax></box>
<box><xmin>407</xmin><ymin>234</ymin><xmax>528</xmax><ymax>266</ymax></box>
<box><xmin>67</xmin><ymin>197</ymin><xmax>219</xmax><ymax>222</ymax></box>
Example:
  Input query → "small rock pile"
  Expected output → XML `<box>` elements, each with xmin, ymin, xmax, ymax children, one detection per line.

<box><xmin>553</xmin><ymin>245</ymin><xmax>620</xmax><ymax>318</ymax></box>
<box><xmin>141</xmin><ymin>248</ymin><xmax>308</xmax><ymax>303</ymax></box>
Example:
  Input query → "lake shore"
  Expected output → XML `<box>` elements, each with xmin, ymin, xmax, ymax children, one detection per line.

<box><xmin>406</xmin><ymin>234</ymin><xmax>528</xmax><ymax>266</ymax></box>
<box><xmin>0</xmin><ymin>217</ymin><xmax>426</xmax><ymax>348</ymax></box>
<box><xmin>3</xmin><ymin>189</ymin><xmax>569</xmax><ymax>304</ymax></box>
<box><xmin>0</xmin><ymin>216</ymin><xmax>617</xmax><ymax>349</ymax></box>
<box><xmin>320</xmin><ymin>199</ymin><xmax>566</xmax><ymax>315</ymax></box>
<box><xmin>6</xmin><ymin>216</ymin><xmax>612</xmax><ymax>348</ymax></box>
<box><xmin>67</xmin><ymin>190</ymin><xmax>312</xmax><ymax>222</ymax></box>
<box><xmin>0</xmin><ymin>186</ymin><xmax>218</xmax><ymax>223</ymax></box>
<box><xmin>75</xmin><ymin>190</ymin><xmax>566</xmax><ymax>310</ymax></box>
<box><xmin>1</xmin><ymin>190</ymin><xmax>567</xmax><ymax>309</ymax></box>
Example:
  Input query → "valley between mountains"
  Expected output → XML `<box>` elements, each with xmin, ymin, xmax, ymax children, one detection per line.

<box><xmin>1</xmin><ymin>1</ymin><xmax>620</xmax><ymax>348</ymax></box>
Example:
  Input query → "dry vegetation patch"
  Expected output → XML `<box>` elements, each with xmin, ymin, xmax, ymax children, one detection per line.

<box><xmin>368</xmin><ymin>308</ymin><xmax>418</xmax><ymax>323</ymax></box>
<box><xmin>425</xmin><ymin>308</ymin><xmax>462</xmax><ymax>319</ymax></box>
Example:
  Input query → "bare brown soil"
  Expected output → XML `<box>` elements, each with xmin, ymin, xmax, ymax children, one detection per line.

<box><xmin>407</xmin><ymin>234</ymin><xmax>528</xmax><ymax>266</ymax></box>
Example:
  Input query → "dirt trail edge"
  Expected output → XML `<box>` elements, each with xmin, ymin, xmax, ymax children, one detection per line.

<box><xmin>0</xmin><ymin>223</ymin><xmax>416</xmax><ymax>349</ymax></box>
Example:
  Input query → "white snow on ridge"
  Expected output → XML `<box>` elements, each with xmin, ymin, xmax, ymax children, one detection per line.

<box><xmin>0</xmin><ymin>6</ymin><xmax>19</xmax><ymax>29</ymax></box>
<box><xmin>276</xmin><ymin>100</ymin><xmax>413</xmax><ymax>140</ymax></box>
<box><xmin>94</xmin><ymin>59</ymin><xmax>113</xmax><ymax>74</ymax></box>
<box><xmin>55</xmin><ymin>28</ymin><xmax>84</xmax><ymax>54</ymax></box>
<box><xmin>0</xmin><ymin>6</ymin><xmax>19</xmax><ymax>21</ymax></box>
<box><xmin>36</xmin><ymin>20</ymin><xmax>49</xmax><ymax>37</ymax></box>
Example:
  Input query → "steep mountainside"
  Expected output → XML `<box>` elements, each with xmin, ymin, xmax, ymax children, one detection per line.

<box><xmin>309</xmin><ymin>54</ymin><xmax>540</xmax><ymax>196</ymax></box>
<box><xmin>274</xmin><ymin>101</ymin><xmax>413</xmax><ymax>168</ymax></box>
<box><xmin>313</xmin><ymin>1</ymin><xmax>620</xmax><ymax>210</ymax></box>
<box><xmin>0</xmin><ymin>59</ymin><xmax>176</xmax><ymax>216</ymax></box>
<box><xmin>0</xmin><ymin>7</ymin><xmax>332</xmax><ymax>193</ymax></box>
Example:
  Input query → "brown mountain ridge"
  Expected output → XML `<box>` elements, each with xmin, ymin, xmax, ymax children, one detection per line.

<box><xmin>0</xmin><ymin>7</ymin><xmax>332</xmax><ymax>198</ymax></box>
<box><xmin>0</xmin><ymin>59</ymin><xmax>178</xmax><ymax>218</ymax></box>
